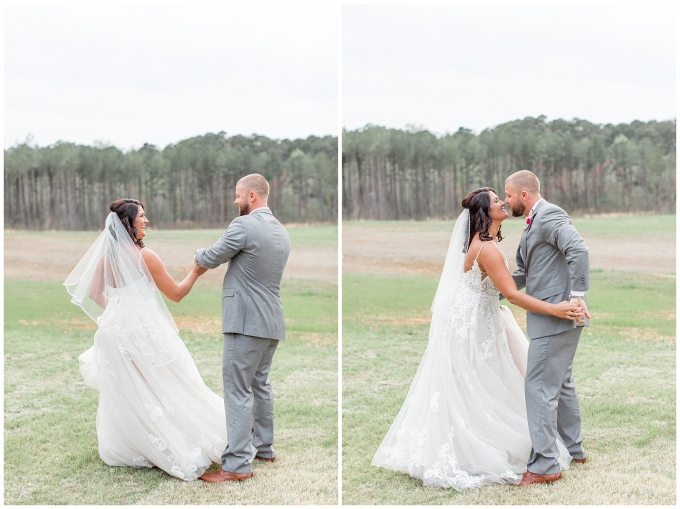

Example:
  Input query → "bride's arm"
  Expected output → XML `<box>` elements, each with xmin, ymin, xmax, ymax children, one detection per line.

<box><xmin>88</xmin><ymin>257</ymin><xmax>109</xmax><ymax>309</ymax></box>
<box><xmin>480</xmin><ymin>245</ymin><xmax>583</xmax><ymax>321</ymax></box>
<box><xmin>142</xmin><ymin>248</ymin><xmax>204</xmax><ymax>303</ymax></box>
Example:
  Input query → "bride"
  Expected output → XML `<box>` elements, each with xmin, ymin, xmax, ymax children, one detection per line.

<box><xmin>371</xmin><ymin>187</ymin><xmax>584</xmax><ymax>490</ymax></box>
<box><xmin>64</xmin><ymin>199</ymin><xmax>227</xmax><ymax>481</ymax></box>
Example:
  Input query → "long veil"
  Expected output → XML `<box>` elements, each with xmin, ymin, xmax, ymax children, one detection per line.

<box><xmin>429</xmin><ymin>209</ymin><xmax>469</xmax><ymax>343</ymax></box>
<box><xmin>64</xmin><ymin>212</ymin><xmax>181</xmax><ymax>367</ymax></box>
<box><xmin>64</xmin><ymin>213</ymin><xmax>228</xmax><ymax>480</ymax></box>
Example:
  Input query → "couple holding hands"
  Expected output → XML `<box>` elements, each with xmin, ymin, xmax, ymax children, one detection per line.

<box><xmin>66</xmin><ymin>174</ymin><xmax>289</xmax><ymax>482</ymax></box>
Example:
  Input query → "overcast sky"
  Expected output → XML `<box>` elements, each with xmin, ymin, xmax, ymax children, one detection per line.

<box><xmin>343</xmin><ymin>3</ymin><xmax>676</xmax><ymax>134</ymax></box>
<box><xmin>5</xmin><ymin>3</ymin><xmax>339</xmax><ymax>149</ymax></box>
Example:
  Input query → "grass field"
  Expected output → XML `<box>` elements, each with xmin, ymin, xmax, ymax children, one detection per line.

<box><xmin>4</xmin><ymin>227</ymin><xmax>338</xmax><ymax>505</ymax></box>
<box><xmin>342</xmin><ymin>215</ymin><xmax>675</xmax><ymax>505</ymax></box>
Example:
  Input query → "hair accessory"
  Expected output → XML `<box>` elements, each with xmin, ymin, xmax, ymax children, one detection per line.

<box><xmin>463</xmin><ymin>211</ymin><xmax>470</xmax><ymax>253</ymax></box>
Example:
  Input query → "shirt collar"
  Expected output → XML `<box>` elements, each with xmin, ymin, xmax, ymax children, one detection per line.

<box><xmin>249</xmin><ymin>206</ymin><xmax>271</xmax><ymax>215</ymax></box>
<box><xmin>530</xmin><ymin>198</ymin><xmax>544</xmax><ymax>216</ymax></box>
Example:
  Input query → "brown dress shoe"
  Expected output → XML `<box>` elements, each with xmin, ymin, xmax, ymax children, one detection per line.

<box><xmin>572</xmin><ymin>457</ymin><xmax>587</xmax><ymax>464</ymax></box>
<box><xmin>255</xmin><ymin>455</ymin><xmax>275</xmax><ymax>463</ymax></box>
<box><xmin>199</xmin><ymin>469</ymin><xmax>253</xmax><ymax>483</ymax></box>
<box><xmin>519</xmin><ymin>470</ymin><xmax>562</xmax><ymax>486</ymax></box>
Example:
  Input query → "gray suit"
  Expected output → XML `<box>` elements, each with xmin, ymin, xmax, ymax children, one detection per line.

<box><xmin>511</xmin><ymin>200</ymin><xmax>589</xmax><ymax>474</ymax></box>
<box><xmin>195</xmin><ymin>207</ymin><xmax>290</xmax><ymax>473</ymax></box>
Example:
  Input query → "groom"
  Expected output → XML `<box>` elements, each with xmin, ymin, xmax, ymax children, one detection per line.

<box><xmin>194</xmin><ymin>173</ymin><xmax>290</xmax><ymax>482</ymax></box>
<box><xmin>504</xmin><ymin>170</ymin><xmax>591</xmax><ymax>486</ymax></box>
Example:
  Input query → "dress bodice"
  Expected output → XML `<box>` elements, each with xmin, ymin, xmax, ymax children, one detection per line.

<box><xmin>460</xmin><ymin>260</ymin><xmax>501</xmax><ymax>297</ymax></box>
<box><xmin>459</xmin><ymin>244</ymin><xmax>509</xmax><ymax>298</ymax></box>
<box><xmin>97</xmin><ymin>274</ymin><xmax>174</xmax><ymax>339</ymax></box>
<box><xmin>110</xmin><ymin>274</ymin><xmax>155</xmax><ymax>298</ymax></box>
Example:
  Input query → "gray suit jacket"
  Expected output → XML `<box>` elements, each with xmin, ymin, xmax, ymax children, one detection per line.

<box><xmin>510</xmin><ymin>200</ymin><xmax>590</xmax><ymax>340</ymax></box>
<box><xmin>194</xmin><ymin>207</ymin><xmax>290</xmax><ymax>340</ymax></box>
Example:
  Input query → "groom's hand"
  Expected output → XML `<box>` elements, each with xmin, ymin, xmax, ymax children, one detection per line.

<box><xmin>569</xmin><ymin>296</ymin><xmax>590</xmax><ymax>323</ymax></box>
<box><xmin>574</xmin><ymin>308</ymin><xmax>589</xmax><ymax>323</ymax></box>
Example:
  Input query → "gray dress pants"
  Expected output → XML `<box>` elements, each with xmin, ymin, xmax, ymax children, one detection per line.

<box><xmin>525</xmin><ymin>327</ymin><xmax>585</xmax><ymax>474</ymax></box>
<box><xmin>221</xmin><ymin>333</ymin><xmax>279</xmax><ymax>473</ymax></box>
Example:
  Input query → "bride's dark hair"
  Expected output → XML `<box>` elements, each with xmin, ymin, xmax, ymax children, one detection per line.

<box><xmin>109</xmin><ymin>198</ymin><xmax>145</xmax><ymax>248</ymax></box>
<box><xmin>461</xmin><ymin>187</ymin><xmax>503</xmax><ymax>250</ymax></box>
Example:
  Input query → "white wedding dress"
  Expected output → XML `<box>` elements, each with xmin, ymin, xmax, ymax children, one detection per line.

<box><xmin>372</xmin><ymin>210</ymin><xmax>570</xmax><ymax>490</ymax></box>
<box><xmin>66</xmin><ymin>213</ymin><xmax>227</xmax><ymax>481</ymax></box>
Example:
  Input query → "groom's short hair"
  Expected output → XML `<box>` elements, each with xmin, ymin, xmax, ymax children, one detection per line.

<box><xmin>506</xmin><ymin>170</ymin><xmax>540</xmax><ymax>195</ymax></box>
<box><xmin>237</xmin><ymin>174</ymin><xmax>270</xmax><ymax>198</ymax></box>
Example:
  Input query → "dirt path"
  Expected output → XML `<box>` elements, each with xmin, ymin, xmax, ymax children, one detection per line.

<box><xmin>5</xmin><ymin>228</ymin><xmax>338</xmax><ymax>283</ymax></box>
<box><xmin>5</xmin><ymin>219</ymin><xmax>673</xmax><ymax>282</ymax></box>
<box><xmin>343</xmin><ymin>221</ymin><xmax>675</xmax><ymax>275</ymax></box>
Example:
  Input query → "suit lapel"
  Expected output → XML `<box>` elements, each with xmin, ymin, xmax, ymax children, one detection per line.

<box><xmin>521</xmin><ymin>200</ymin><xmax>547</xmax><ymax>269</ymax></box>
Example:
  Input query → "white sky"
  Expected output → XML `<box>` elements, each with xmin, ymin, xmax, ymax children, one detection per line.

<box><xmin>4</xmin><ymin>2</ymin><xmax>339</xmax><ymax>149</ymax></box>
<box><xmin>343</xmin><ymin>3</ymin><xmax>676</xmax><ymax>134</ymax></box>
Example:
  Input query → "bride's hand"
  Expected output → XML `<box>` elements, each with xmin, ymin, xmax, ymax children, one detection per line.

<box><xmin>568</xmin><ymin>296</ymin><xmax>591</xmax><ymax>323</ymax></box>
<box><xmin>192</xmin><ymin>261</ymin><xmax>208</xmax><ymax>276</ymax></box>
<box><xmin>552</xmin><ymin>301</ymin><xmax>583</xmax><ymax>321</ymax></box>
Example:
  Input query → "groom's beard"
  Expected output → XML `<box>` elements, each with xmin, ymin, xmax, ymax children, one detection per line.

<box><xmin>238</xmin><ymin>203</ymin><xmax>251</xmax><ymax>216</ymax></box>
<box><xmin>510</xmin><ymin>201</ymin><xmax>525</xmax><ymax>217</ymax></box>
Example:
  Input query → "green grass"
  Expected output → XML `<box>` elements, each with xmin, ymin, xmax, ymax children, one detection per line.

<box><xmin>165</xmin><ymin>278</ymin><xmax>338</xmax><ymax>338</ymax></box>
<box><xmin>342</xmin><ymin>270</ymin><xmax>675</xmax><ymax>504</ymax></box>
<box><xmin>5</xmin><ymin>274</ymin><xmax>338</xmax><ymax>503</ymax></box>
<box><xmin>570</xmin><ymin>214</ymin><xmax>675</xmax><ymax>237</ymax></box>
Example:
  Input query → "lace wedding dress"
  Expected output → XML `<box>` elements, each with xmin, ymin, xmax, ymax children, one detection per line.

<box><xmin>66</xmin><ymin>213</ymin><xmax>227</xmax><ymax>480</ymax></box>
<box><xmin>371</xmin><ymin>210</ymin><xmax>570</xmax><ymax>490</ymax></box>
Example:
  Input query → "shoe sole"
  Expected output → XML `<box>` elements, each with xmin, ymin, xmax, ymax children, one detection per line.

<box><xmin>200</xmin><ymin>472</ymin><xmax>253</xmax><ymax>482</ymax></box>
<box><xmin>519</xmin><ymin>474</ymin><xmax>562</xmax><ymax>486</ymax></box>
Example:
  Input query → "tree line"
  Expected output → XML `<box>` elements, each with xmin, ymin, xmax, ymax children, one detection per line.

<box><xmin>343</xmin><ymin>117</ymin><xmax>676</xmax><ymax>220</ymax></box>
<box><xmin>4</xmin><ymin>132</ymin><xmax>338</xmax><ymax>230</ymax></box>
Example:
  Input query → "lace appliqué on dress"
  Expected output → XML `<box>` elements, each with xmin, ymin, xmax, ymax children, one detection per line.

<box><xmin>423</xmin><ymin>444</ymin><xmax>486</xmax><ymax>489</ymax></box>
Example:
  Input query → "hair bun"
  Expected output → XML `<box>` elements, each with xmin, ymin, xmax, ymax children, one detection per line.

<box><xmin>108</xmin><ymin>198</ymin><xmax>145</xmax><ymax>248</ymax></box>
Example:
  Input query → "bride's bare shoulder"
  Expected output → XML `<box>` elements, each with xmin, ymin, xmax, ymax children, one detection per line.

<box><xmin>464</xmin><ymin>238</ymin><xmax>484</xmax><ymax>269</ymax></box>
<box><xmin>141</xmin><ymin>247</ymin><xmax>162</xmax><ymax>266</ymax></box>
<box><xmin>476</xmin><ymin>241</ymin><xmax>504</xmax><ymax>268</ymax></box>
